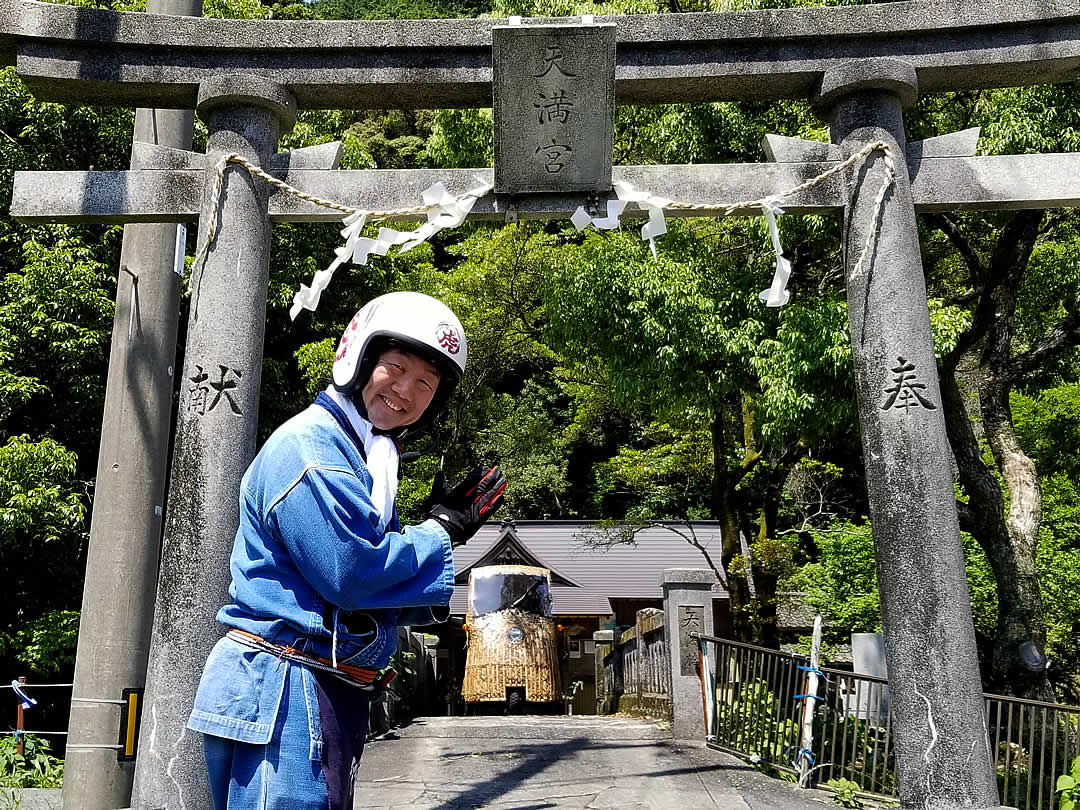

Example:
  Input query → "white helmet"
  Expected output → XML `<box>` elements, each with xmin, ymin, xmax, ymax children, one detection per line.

<box><xmin>332</xmin><ymin>291</ymin><xmax>467</xmax><ymax>428</ymax></box>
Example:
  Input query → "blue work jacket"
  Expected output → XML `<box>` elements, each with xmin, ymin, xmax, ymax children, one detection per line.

<box><xmin>188</xmin><ymin>396</ymin><xmax>454</xmax><ymax>744</ymax></box>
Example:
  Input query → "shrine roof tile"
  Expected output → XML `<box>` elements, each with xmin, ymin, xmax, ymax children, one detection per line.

<box><xmin>446</xmin><ymin>521</ymin><xmax>729</xmax><ymax>616</ymax></box>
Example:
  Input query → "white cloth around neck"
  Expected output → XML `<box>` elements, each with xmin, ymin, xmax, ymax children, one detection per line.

<box><xmin>325</xmin><ymin>387</ymin><xmax>399</xmax><ymax>532</ymax></box>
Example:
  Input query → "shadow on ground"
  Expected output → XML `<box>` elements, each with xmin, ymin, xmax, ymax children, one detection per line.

<box><xmin>355</xmin><ymin>715</ymin><xmax>832</xmax><ymax>810</ymax></box>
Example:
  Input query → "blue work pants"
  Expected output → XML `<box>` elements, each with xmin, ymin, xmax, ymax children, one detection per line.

<box><xmin>202</xmin><ymin>662</ymin><xmax>370</xmax><ymax>810</ymax></box>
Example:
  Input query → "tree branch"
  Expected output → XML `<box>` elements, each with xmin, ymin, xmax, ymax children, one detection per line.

<box><xmin>980</xmin><ymin>209</ymin><xmax>1045</xmax><ymax>372</ymax></box>
<box><xmin>941</xmin><ymin>210</ymin><xmax>1043</xmax><ymax>372</ymax></box>
<box><xmin>926</xmin><ymin>212</ymin><xmax>994</xmax><ymax>372</ymax></box>
<box><xmin>924</xmin><ymin>212</ymin><xmax>986</xmax><ymax>280</ymax></box>
<box><xmin>575</xmin><ymin>520</ymin><xmax>728</xmax><ymax>589</ymax></box>
<box><xmin>1005</xmin><ymin>309</ymin><xmax>1080</xmax><ymax>383</ymax></box>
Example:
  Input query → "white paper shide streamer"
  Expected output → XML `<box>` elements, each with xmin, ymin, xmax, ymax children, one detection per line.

<box><xmin>290</xmin><ymin>178</ymin><xmax>493</xmax><ymax>319</ymax></box>
<box><xmin>572</xmin><ymin>183</ymin><xmax>796</xmax><ymax>303</ymax></box>
<box><xmin>757</xmin><ymin>197</ymin><xmax>792</xmax><ymax>307</ymax></box>
<box><xmin>570</xmin><ymin>181</ymin><xmax>671</xmax><ymax>258</ymax></box>
<box><xmin>280</xmin><ymin>141</ymin><xmax>894</xmax><ymax>317</ymax></box>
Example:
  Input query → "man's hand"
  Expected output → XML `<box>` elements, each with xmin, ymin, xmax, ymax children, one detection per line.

<box><xmin>427</xmin><ymin>466</ymin><xmax>507</xmax><ymax>547</ymax></box>
<box><xmin>420</xmin><ymin>470</ymin><xmax>448</xmax><ymax>514</ymax></box>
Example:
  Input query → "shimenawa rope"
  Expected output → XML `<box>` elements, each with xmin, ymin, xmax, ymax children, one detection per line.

<box><xmin>190</xmin><ymin>142</ymin><xmax>895</xmax><ymax>303</ymax></box>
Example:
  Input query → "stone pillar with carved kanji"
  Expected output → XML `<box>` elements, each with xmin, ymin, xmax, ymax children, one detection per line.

<box><xmin>815</xmin><ymin>58</ymin><xmax>1003</xmax><ymax>810</ymax></box>
<box><xmin>661</xmin><ymin>568</ymin><xmax>716</xmax><ymax>740</ymax></box>
<box><xmin>130</xmin><ymin>74</ymin><xmax>296</xmax><ymax>810</ymax></box>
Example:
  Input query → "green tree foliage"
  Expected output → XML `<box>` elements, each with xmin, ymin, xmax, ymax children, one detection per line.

<box><xmin>13</xmin><ymin>610</ymin><xmax>81</xmax><ymax>676</ymax></box>
<box><xmin>540</xmin><ymin>215</ymin><xmax>855</xmax><ymax>641</ymax></box>
<box><xmin>790</xmin><ymin>521</ymin><xmax>880</xmax><ymax>636</ymax></box>
<box><xmin>395</xmin><ymin>225</ymin><xmax>580</xmax><ymax>518</ymax></box>
<box><xmin>1033</xmin><ymin>475</ymin><xmax>1080</xmax><ymax>701</ymax></box>
<box><xmin>0</xmin><ymin>57</ymin><xmax>129</xmax><ymax>677</ymax></box>
<box><xmin>314</xmin><ymin>0</ymin><xmax>492</xmax><ymax>19</ymax></box>
<box><xmin>1011</xmin><ymin>385</ymin><xmax>1080</xmax><ymax>697</ymax></box>
<box><xmin>1013</xmin><ymin>383</ymin><xmax>1080</xmax><ymax>481</ymax></box>
<box><xmin>0</xmin><ymin>231</ymin><xmax>115</xmax><ymax>452</ymax></box>
<box><xmin>592</xmin><ymin>424</ymin><xmax>713</xmax><ymax>519</ymax></box>
<box><xmin>787</xmin><ymin>522</ymin><xmax>999</xmax><ymax>662</ymax></box>
<box><xmin>0</xmin><ymin>437</ymin><xmax>86</xmax><ymax>665</ymax></box>
<box><xmin>914</xmin><ymin>76</ymin><xmax>1080</xmax><ymax>697</ymax></box>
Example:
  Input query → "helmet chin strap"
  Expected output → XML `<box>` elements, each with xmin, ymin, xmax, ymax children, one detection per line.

<box><xmin>348</xmin><ymin>387</ymin><xmax>442</xmax><ymax>462</ymax></box>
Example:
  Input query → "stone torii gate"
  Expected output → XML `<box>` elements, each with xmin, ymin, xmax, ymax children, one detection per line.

<box><xmin>5</xmin><ymin>1</ymin><xmax>1080</xmax><ymax>808</ymax></box>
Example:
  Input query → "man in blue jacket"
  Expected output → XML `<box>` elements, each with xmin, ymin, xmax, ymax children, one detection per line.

<box><xmin>188</xmin><ymin>291</ymin><xmax>506</xmax><ymax>810</ymax></box>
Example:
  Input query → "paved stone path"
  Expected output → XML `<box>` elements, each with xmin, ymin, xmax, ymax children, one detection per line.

<box><xmin>355</xmin><ymin>716</ymin><xmax>835</xmax><ymax>810</ymax></box>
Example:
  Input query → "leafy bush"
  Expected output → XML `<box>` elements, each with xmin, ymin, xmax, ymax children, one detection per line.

<box><xmin>825</xmin><ymin>777</ymin><xmax>863</xmax><ymax>808</ymax></box>
<box><xmin>1057</xmin><ymin>755</ymin><xmax>1080</xmax><ymax>810</ymax></box>
<box><xmin>715</xmin><ymin>678</ymin><xmax>799</xmax><ymax>767</ymax></box>
<box><xmin>0</xmin><ymin>734</ymin><xmax>63</xmax><ymax>789</ymax></box>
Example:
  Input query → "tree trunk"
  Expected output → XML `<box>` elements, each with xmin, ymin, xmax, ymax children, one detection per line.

<box><xmin>936</xmin><ymin>208</ymin><xmax>1054</xmax><ymax>701</ymax></box>
<box><xmin>751</xmin><ymin>439</ymin><xmax>808</xmax><ymax>650</ymax></box>
<box><xmin>712</xmin><ymin>401</ymin><xmax>753</xmax><ymax>641</ymax></box>
<box><xmin>980</xmin><ymin>376</ymin><xmax>1053</xmax><ymax>699</ymax></box>
<box><xmin>940</xmin><ymin>358</ymin><xmax>1052</xmax><ymax>699</ymax></box>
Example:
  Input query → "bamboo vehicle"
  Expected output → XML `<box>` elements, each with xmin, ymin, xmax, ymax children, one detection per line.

<box><xmin>461</xmin><ymin>565</ymin><xmax>561</xmax><ymax>709</ymax></box>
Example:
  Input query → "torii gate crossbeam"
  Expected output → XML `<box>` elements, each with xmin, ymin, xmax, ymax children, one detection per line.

<box><xmin>3</xmin><ymin>0</ymin><xmax>1080</xmax><ymax>107</ymax></box>
<box><xmin>13</xmin><ymin>151</ymin><xmax>1080</xmax><ymax>224</ymax></box>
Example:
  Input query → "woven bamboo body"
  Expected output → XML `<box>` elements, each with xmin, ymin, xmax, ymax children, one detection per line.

<box><xmin>462</xmin><ymin>608</ymin><xmax>561</xmax><ymax>702</ymax></box>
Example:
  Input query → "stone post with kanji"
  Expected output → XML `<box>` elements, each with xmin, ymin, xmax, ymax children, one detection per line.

<box><xmin>130</xmin><ymin>74</ymin><xmax>296</xmax><ymax>810</ymax></box>
<box><xmin>661</xmin><ymin>568</ymin><xmax>716</xmax><ymax>740</ymax></box>
<box><xmin>816</xmin><ymin>58</ymin><xmax>1004</xmax><ymax>810</ymax></box>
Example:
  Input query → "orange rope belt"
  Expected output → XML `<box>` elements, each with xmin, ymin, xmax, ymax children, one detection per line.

<box><xmin>227</xmin><ymin>629</ymin><xmax>394</xmax><ymax>689</ymax></box>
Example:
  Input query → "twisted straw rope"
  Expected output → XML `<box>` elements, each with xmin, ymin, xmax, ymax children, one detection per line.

<box><xmin>657</xmin><ymin>140</ymin><xmax>895</xmax><ymax>283</ymax></box>
<box><xmin>192</xmin><ymin>152</ymin><xmax>446</xmax><ymax>269</ymax></box>
<box><xmin>849</xmin><ymin>142</ymin><xmax>896</xmax><ymax>280</ymax></box>
<box><xmin>191</xmin><ymin>143</ymin><xmax>895</xmax><ymax>288</ymax></box>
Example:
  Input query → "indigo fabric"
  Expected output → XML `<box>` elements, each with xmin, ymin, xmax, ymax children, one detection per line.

<box><xmin>189</xmin><ymin>395</ymin><xmax>452</xmax><ymax>805</ymax></box>
<box><xmin>220</xmin><ymin>398</ymin><xmax>453</xmax><ymax>664</ymax></box>
<box><xmin>312</xmin><ymin>668</ymin><xmax>370</xmax><ymax>808</ymax></box>
<box><xmin>201</xmin><ymin>660</ymin><xmax>371</xmax><ymax>810</ymax></box>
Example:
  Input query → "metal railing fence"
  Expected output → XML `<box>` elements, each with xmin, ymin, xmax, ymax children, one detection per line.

<box><xmin>697</xmin><ymin>634</ymin><xmax>1080</xmax><ymax>809</ymax></box>
<box><xmin>698</xmin><ymin>635</ymin><xmax>809</xmax><ymax>778</ymax></box>
<box><xmin>987</xmin><ymin>693</ymin><xmax>1080</xmax><ymax>810</ymax></box>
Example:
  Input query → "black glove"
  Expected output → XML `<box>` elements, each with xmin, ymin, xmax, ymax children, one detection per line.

<box><xmin>427</xmin><ymin>465</ymin><xmax>507</xmax><ymax>547</ymax></box>
<box><xmin>420</xmin><ymin>470</ymin><xmax>448</xmax><ymax>515</ymax></box>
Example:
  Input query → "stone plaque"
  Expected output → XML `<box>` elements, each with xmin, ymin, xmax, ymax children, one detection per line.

<box><xmin>678</xmin><ymin>604</ymin><xmax>704</xmax><ymax>676</ymax></box>
<box><xmin>493</xmin><ymin>23</ymin><xmax>615</xmax><ymax>194</ymax></box>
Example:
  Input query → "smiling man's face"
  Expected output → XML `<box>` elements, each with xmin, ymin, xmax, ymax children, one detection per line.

<box><xmin>361</xmin><ymin>347</ymin><xmax>441</xmax><ymax>431</ymax></box>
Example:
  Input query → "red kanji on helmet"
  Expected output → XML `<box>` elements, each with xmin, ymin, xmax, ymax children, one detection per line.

<box><xmin>436</xmin><ymin>322</ymin><xmax>461</xmax><ymax>355</ymax></box>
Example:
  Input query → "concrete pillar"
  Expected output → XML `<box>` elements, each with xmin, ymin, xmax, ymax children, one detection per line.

<box><xmin>63</xmin><ymin>3</ymin><xmax>201</xmax><ymax>808</ymax></box>
<box><xmin>634</xmin><ymin>609</ymin><xmax>647</xmax><ymax>703</ymax></box>
<box><xmin>815</xmin><ymin>58</ymin><xmax>1004</xmax><ymax>810</ymax></box>
<box><xmin>423</xmin><ymin>633</ymin><xmax>439</xmax><ymax>680</ymax></box>
<box><xmin>422</xmin><ymin>634</ymin><xmax>439</xmax><ymax>715</ymax></box>
<box><xmin>661</xmin><ymin>568</ymin><xmax>716</xmax><ymax>741</ymax></box>
<box><xmin>130</xmin><ymin>75</ymin><xmax>295</xmax><ymax>810</ymax></box>
<box><xmin>593</xmin><ymin>630</ymin><xmax>614</xmax><ymax>715</ymax></box>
